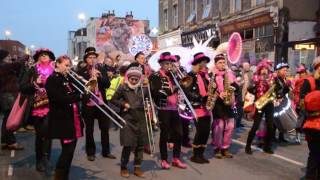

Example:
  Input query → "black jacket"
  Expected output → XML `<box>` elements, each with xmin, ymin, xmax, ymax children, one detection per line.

<box><xmin>183</xmin><ymin>71</ymin><xmax>208</xmax><ymax>109</ymax></box>
<box><xmin>77</xmin><ymin>64</ymin><xmax>110</xmax><ymax>104</ymax></box>
<box><xmin>274</xmin><ymin>76</ymin><xmax>290</xmax><ymax>99</ymax></box>
<box><xmin>45</xmin><ymin>72</ymin><xmax>84</xmax><ymax>139</ymax></box>
<box><xmin>149</xmin><ymin>71</ymin><xmax>175</xmax><ymax>108</ymax></box>
<box><xmin>110</xmin><ymin>84</ymin><xmax>148</xmax><ymax>146</ymax></box>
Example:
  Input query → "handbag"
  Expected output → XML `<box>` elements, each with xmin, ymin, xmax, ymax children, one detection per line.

<box><xmin>6</xmin><ymin>93</ymin><xmax>28</xmax><ymax>131</ymax></box>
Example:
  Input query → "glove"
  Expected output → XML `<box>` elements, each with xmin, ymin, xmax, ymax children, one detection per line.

<box><xmin>80</xmin><ymin>93</ymin><xmax>91</xmax><ymax>102</ymax></box>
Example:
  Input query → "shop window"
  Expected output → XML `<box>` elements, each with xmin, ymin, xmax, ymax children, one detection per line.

<box><xmin>265</xmin><ymin>24</ymin><xmax>273</xmax><ymax>36</ymax></box>
<box><xmin>202</xmin><ymin>0</ymin><xmax>211</xmax><ymax>19</ymax></box>
<box><xmin>173</xmin><ymin>4</ymin><xmax>178</xmax><ymax>27</ymax></box>
<box><xmin>255</xmin><ymin>25</ymin><xmax>273</xmax><ymax>38</ymax></box>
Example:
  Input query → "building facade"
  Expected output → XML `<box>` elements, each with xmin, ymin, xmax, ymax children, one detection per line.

<box><xmin>68</xmin><ymin>11</ymin><xmax>151</xmax><ymax>63</ymax></box>
<box><xmin>0</xmin><ymin>40</ymin><xmax>26</xmax><ymax>60</ymax></box>
<box><xmin>159</xmin><ymin>0</ymin><xmax>320</xmax><ymax>72</ymax></box>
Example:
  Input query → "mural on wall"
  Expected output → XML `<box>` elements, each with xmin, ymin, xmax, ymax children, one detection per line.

<box><xmin>95</xmin><ymin>16</ymin><xmax>150</xmax><ymax>65</ymax></box>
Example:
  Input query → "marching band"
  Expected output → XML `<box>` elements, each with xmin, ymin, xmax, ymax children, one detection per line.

<box><xmin>1</xmin><ymin>35</ymin><xmax>320</xmax><ymax>179</ymax></box>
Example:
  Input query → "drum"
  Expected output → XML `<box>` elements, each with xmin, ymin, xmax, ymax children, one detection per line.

<box><xmin>273</xmin><ymin>96</ymin><xmax>298</xmax><ymax>133</ymax></box>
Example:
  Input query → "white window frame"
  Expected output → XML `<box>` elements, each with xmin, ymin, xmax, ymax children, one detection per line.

<box><xmin>230</xmin><ymin>0</ymin><xmax>241</xmax><ymax>13</ymax></box>
<box><xmin>164</xmin><ymin>9</ymin><xmax>169</xmax><ymax>31</ymax></box>
<box><xmin>202</xmin><ymin>0</ymin><xmax>211</xmax><ymax>19</ymax></box>
<box><xmin>173</xmin><ymin>4</ymin><xmax>178</xmax><ymax>27</ymax></box>
<box><xmin>187</xmin><ymin>0</ymin><xmax>197</xmax><ymax>23</ymax></box>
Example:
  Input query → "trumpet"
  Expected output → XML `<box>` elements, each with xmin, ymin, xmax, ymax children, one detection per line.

<box><xmin>67</xmin><ymin>69</ymin><xmax>126</xmax><ymax>129</ymax></box>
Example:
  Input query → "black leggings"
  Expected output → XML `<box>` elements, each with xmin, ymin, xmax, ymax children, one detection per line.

<box><xmin>246</xmin><ymin>103</ymin><xmax>274</xmax><ymax>149</ymax></box>
<box><xmin>56</xmin><ymin>140</ymin><xmax>77</xmax><ymax>173</ymax></box>
<box><xmin>193</xmin><ymin>116</ymin><xmax>211</xmax><ymax>146</ymax></box>
<box><xmin>33</xmin><ymin>116</ymin><xmax>52</xmax><ymax>161</ymax></box>
<box><xmin>158</xmin><ymin>110</ymin><xmax>182</xmax><ymax>160</ymax></box>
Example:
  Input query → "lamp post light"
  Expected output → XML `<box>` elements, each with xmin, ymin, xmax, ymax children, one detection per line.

<box><xmin>4</xmin><ymin>30</ymin><xmax>11</xmax><ymax>40</ymax></box>
<box><xmin>151</xmin><ymin>27</ymin><xmax>159</xmax><ymax>37</ymax></box>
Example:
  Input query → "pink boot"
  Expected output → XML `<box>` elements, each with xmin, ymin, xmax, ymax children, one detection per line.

<box><xmin>172</xmin><ymin>158</ymin><xmax>187</xmax><ymax>169</ymax></box>
<box><xmin>160</xmin><ymin>160</ymin><xmax>171</xmax><ymax>169</ymax></box>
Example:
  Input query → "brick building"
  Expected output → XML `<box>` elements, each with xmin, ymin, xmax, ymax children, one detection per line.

<box><xmin>159</xmin><ymin>0</ymin><xmax>320</xmax><ymax>72</ymax></box>
<box><xmin>0</xmin><ymin>40</ymin><xmax>26</xmax><ymax>60</ymax></box>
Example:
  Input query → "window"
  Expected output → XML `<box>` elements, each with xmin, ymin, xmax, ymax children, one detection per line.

<box><xmin>163</xmin><ymin>9</ymin><xmax>168</xmax><ymax>31</ymax></box>
<box><xmin>255</xmin><ymin>0</ymin><xmax>265</xmax><ymax>6</ymax></box>
<box><xmin>187</xmin><ymin>0</ymin><xmax>197</xmax><ymax>23</ymax></box>
<box><xmin>244</xmin><ymin>29</ymin><xmax>254</xmax><ymax>40</ymax></box>
<box><xmin>230</xmin><ymin>0</ymin><xmax>241</xmax><ymax>13</ymax></box>
<box><xmin>202</xmin><ymin>0</ymin><xmax>211</xmax><ymax>19</ymax></box>
<box><xmin>173</xmin><ymin>4</ymin><xmax>178</xmax><ymax>27</ymax></box>
<box><xmin>12</xmin><ymin>46</ymin><xmax>16</xmax><ymax>52</ymax></box>
<box><xmin>255</xmin><ymin>25</ymin><xmax>273</xmax><ymax>38</ymax></box>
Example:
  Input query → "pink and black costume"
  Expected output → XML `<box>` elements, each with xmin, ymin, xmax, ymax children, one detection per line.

<box><xmin>184</xmin><ymin>52</ymin><xmax>211</xmax><ymax>163</ymax></box>
<box><xmin>20</xmin><ymin>48</ymin><xmax>55</xmax><ymax>171</ymax></box>
<box><xmin>45</xmin><ymin>68</ymin><xmax>85</xmax><ymax>179</ymax></box>
<box><xmin>245</xmin><ymin>59</ymin><xmax>274</xmax><ymax>154</ymax></box>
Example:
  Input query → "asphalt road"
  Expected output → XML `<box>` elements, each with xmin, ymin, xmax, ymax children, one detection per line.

<box><xmin>0</xmin><ymin>119</ymin><xmax>308</xmax><ymax>180</ymax></box>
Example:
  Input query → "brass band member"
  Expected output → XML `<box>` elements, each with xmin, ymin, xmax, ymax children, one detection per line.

<box><xmin>184</xmin><ymin>52</ymin><xmax>211</xmax><ymax>163</ymax></box>
<box><xmin>245</xmin><ymin>59</ymin><xmax>274</xmax><ymax>154</ymax></box>
<box><xmin>77</xmin><ymin>47</ymin><xmax>114</xmax><ymax>161</ymax></box>
<box><xmin>299</xmin><ymin>57</ymin><xmax>320</xmax><ymax>180</ymax></box>
<box><xmin>149</xmin><ymin>52</ymin><xmax>187</xmax><ymax>169</ymax></box>
<box><xmin>20</xmin><ymin>48</ymin><xmax>55</xmax><ymax>171</ymax></box>
<box><xmin>46</xmin><ymin>55</ymin><xmax>87</xmax><ymax>180</ymax></box>
<box><xmin>111</xmin><ymin>66</ymin><xmax>148</xmax><ymax>178</ymax></box>
<box><xmin>211</xmin><ymin>54</ymin><xmax>236</xmax><ymax>159</ymax></box>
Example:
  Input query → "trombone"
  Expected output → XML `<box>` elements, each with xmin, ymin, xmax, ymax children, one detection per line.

<box><xmin>67</xmin><ymin>68</ymin><xmax>126</xmax><ymax>129</ymax></box>
<box><xmin>168</xmin><ymin>69</ymin><xmax>198</xmax><ymax>121</ymax></box>
<box><xmin>140</xmin><ymin>83</ymin><xmax>156</xmax><ymax>157</ymax></box>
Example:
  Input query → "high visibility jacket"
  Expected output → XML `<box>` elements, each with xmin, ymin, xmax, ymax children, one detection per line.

<box><xmin>106</xmin><ymin>76</ymin><xmax>124</xmax><ymax>101</ymax></box>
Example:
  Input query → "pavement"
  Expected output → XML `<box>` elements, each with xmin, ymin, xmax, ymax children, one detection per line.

<box><xmin>0</xmin><ymin>119</ymin><xmax>308</xmax><ymax>180</ymax></box>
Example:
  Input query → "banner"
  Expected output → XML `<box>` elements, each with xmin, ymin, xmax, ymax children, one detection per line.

<box><xmin>96</xmin><ymin>17</ymin><xmax>149</xmax><ymax>64</ymax></box>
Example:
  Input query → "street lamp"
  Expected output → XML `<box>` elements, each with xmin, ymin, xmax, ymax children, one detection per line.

<box><xmin>78</xmin><ymin>13</ymin><xmax>86</xmax><ymax>60</ymax></box>
<box><xmin>4</xmin><ymin>30</ymin><xmax>11</xmax><ymax>40</ymax></box>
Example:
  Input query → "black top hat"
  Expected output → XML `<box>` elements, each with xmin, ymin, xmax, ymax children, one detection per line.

<box><xmin>214</xmin><ymin>53</ymin><xmax>226</xmax><ymax>63</ymax></box>
<box><xmin>158</xmin><ymin>52</ymin><xmax>175</xmax><ymax>63</ymax></box>
<box><xmin>192</xmin><ymin>52</ymin><xmax>210</xmax><ymax>65</ymax></box>
<box><xmin>83</xmin><ymin>47</ymin><xmax>98</xmax><ymax>61</ymax></box>
<box><xmin>0</xmin><ymin>49</ymin><xmax>9</xmax><ymax>62</ymax></box>
<box><xmin>33</xmin><ymin>48</ymin><xmax>55</xmax><ymax>61</ymax></box>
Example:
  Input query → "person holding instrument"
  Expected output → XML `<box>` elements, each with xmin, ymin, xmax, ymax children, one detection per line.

<box><xmin>111</xmin><ymin>66</ymin><xmax>148</xmax><ymax>178</ymax></box>
<box><xmin>46</xmin><ymin>55</ymin><xmax>88</xmax><ymax>180</ymax></box>
<box><xmin>149</xmin><ymin>52</ymin><xmax>187</xmax><ymax>170</ymax></box>
<box><xmin>77</xmin><ymin>47</ymin><xmax>114</xmax><ymax>161</ymax></box>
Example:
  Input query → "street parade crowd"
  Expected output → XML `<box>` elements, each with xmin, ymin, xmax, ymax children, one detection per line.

<box><xmin>0</xmin><ymin>43</ymin><xmax>320</xmax><ymax>180</ymax></box>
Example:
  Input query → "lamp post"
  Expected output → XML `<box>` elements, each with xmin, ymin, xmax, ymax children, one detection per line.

<box><xmin>78</xmin><ymin>13</ymin><xmax>86</xmax><ymax>60</ymax></box>
<box><xmin>4</xmin><ymin>30</ymin><xmax>11</xmax><ymax>40</ymax></box>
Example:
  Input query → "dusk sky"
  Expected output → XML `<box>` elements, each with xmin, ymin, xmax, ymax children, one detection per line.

<box><xmin>0</xmin><ymin>0</ymin><xmax>158</xmax><ymax>55</ymax></box>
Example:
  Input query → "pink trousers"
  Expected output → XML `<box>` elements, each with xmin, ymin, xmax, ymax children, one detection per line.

<box><xmin>212</xmin><ymin>118</ymin><xmax>234</xmax><ymax>150</ymax></box>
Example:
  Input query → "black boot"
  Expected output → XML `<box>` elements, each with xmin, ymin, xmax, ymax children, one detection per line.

<box><xmin>199</xmin><ymin>147</ymin><xmax>209</xmax><ymax>163</ymax></box>
<box><xmin>190</xmin><ymin>147</ymin><xmax>206</xmax><ymax>164</ymax></box>
<box><xmin>36</xmin><ymin>159</ymin><xmax>46</xmax><ymax>172</ymax></box>
<box><xmin>245</xmin><ymin>145</ymin><xmax>252</xmax><ymax>155</ymax></box>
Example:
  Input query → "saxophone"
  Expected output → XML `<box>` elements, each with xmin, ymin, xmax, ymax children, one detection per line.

<box><xmin>255</xmin><ymin>84</ymin><xmax>275</xmax><ymax>111</ymax></box>
<box><xmin>206</xmin><ymin>76</ymin><xmax>218</xmax><ymax>110</ymax></box>
<box><xmin>223</xmin><ymin>71</ymin><xmax>236</xmax><ymax>106</ymax></box>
